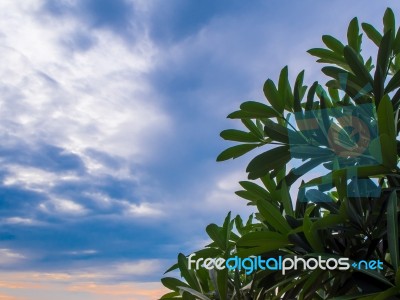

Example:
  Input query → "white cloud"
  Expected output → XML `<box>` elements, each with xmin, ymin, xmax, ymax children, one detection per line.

<box><xmin>200</xmin><ymin>170</ymin><xmax>255</xmax><ymax>216</ymax></box>
<box><xmin>0</xmin><ymin>249</ymin><xmax>25</xmax><ymax>265</ymax></box>
<box><xmin>3</xmin><ymin>165</ymin><xmax>79</xmax><ymax>191</ymax></box>
<box><xmin>114</xmin><ymin>259</ymin><xmax>163</xmax><ymax>276</ymax></box>
<box><xmin>39</xmin><ymin>198</ymin><xmax>87</xmax><ymax>215</ymax></box>
<box><xmin>2</xmin><ymin>217</ymin><xmax>43</xmax><ymax>226</ymax></box>
<box><xmin>0</xmin><ymin>0</ymin><xmax>171</xmax><ymax>168</ymax></box>
<box><xmin>125</xmin><ymin>202</ymin><xmax>164</xmax><ymax>217</ymax></box>
<box><xmin>64</xmin><ymin>250</ymin><xmax>98</xmax><ymax>256</ymax></box>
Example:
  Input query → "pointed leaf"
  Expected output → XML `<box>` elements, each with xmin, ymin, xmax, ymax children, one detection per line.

<box><xmin>387</xmin><ymin>191</ymin><xmax>399</xmax><ymax>270</ymax></box>
<box><xmin>178</xmin><ymin>253</ymin><xmax>201</xmax><ymax>291</ymax></box>
<box><xmin>246</xmin><ymin>146</ymin><xmax>291</xmax><ymax>179</ymax></box>
<box><xmin>383</xmin><ymin>8</ymin><xmax>395</xmax><ymax>36</ymax></box>
<box><xmin>217</xmin><ymin>144</ymin><xmax>259</xmax><ymax>162</ymax></box>
<box><xmin>240</xmin><ymin>101</ymin><xmax>278</xmax><ymax>118</ymax></box>
<box><xmin>294</xmin><ymin>70</ymin><xmax>305</xmax><ymax>112</ymax></box>
<box><xmin>347</xmin><ymin>17</ymin><xmax>360</xmax><ymax>52</ymax></box>
<box><xmin>308</xmin><ymin>48</ymin><xmax>345</xmax><ymax>65</ymax></box>
<box><xmin>227</xmin><ymin>110</ymin><xmax>259</xmax><ymax>119</ymax></box>
<box><xmin>322</xmin><ymin>35</ymin><xmax>345</xmax><ymax>54</ymax></box>
<box><xmin>206</xmin><ymin>224</ymin><xmax>225</xmax><ymax>250</ymax></box>
<box><xmin>178</xmin><ymin>287</ymin><xmax>212</xmax><ymax>300</ymax></box>
<box><xmin>385</xmin><ymin>70</ymin><xmax>400</xmax><ymax>94</ymax></box>
<box><xmin>263</xmin><ymin>119</ymin><xmax>289</xmax><ymax>143</ymax></box>
<box><xmin>343</xmin><ymin>46</ymin><xmax>373</xmax><ymax>86</ymax></box>
<box><xmin>220</xmin><ymin>129</ymin><xmax>260</xmax><ymax>143</ymax></box>
<box><xmin>362</xmin><ymin>23</ymin><xmax>383</xmax><ymax>47</ymax></box>
<box><xmin>278</xmin><ymin>66</ymin><xmax>293</xmax><ymax>109</ymax></box>
<box><xmin>257</xmin><ymin>200</ymin><xmax>292</xmax><ymax>234</ymax></box>
<box><xmin>280</xmin><ymin>180</ymin><xmax>294</xmax><ymax>217</ymax></box>
<box><xmin>378</xmin><ymin>95</ymin><xmax>396</xmax><ymax>167</ymax></box>
<box><xmin>394</xmin><ymin>27</ymin><xmax>400</xmax><ymax>54</ymax></box>
<box><xmin>375</xmin><ymin>31</ymin><xmax>393</xmax><ymax>103</ymax></box>
<box><xmin>237</xmin><ymin>231</ymin><xmax>287</xmax><ymax>247</ymax></box>
<box><xmin>264</xmin><ymin>79</ymin><xmax>284</xmax><ymax>113</ymax></box>
<box><xmin>162</xmin><ymin>277</ymin><xmax>190</xmax><ymax>291</ymax></box>
<box><xmin>216</xmin><ymin>268</ymin><xmax>228</xmax><ymax>300</ymax></box>
<box><xmin>306</xmin><ymin>81</ymin><xmax>319</xmax><ymax>110</ymax></box>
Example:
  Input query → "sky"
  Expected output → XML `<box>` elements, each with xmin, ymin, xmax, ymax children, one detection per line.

<box><xmin>0</xmin><ymin>1</ymin><xmax>399</xmax><ymax>299</ymax></box>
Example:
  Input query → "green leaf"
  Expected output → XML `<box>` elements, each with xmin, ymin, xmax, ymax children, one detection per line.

<box><xmin>294</xmin><ymin>70</ymin><xmax>305</xmax><ymax>112</ymax></box>
<box><xmin>375</xmin><ymin>31</ymin><xmax>393</xmax><ymax>103</ymax></box>
<box><xmin>383</xmin><ymin>8</ymin><xmax>395</xmax><ymax>37</ymax></box>
<box><xmin>303</xmin><ymin>215</ymin><xmax>323</xmax><ymax>252</ymax></box>
<box><xmin>260</xmin><ymin>173</ymin><xmax>277</xmax><ymax>191</ymax></box>
<box><xmin>263</xmin><ymin>119</ymin><xmax>289</xmax><ymax>143</ymax></box>
<box><xmin>362</xmin><ymin>23</ymin><xmax>383</xmax><ymax>47</ymax></box>
<box><xmin>160</xmin><ymin>291</ymin><xmax>181</xmax><ymax>299</ymax></box>
<box><xmin>178</xmin><ymin>253</ymin><xmax>201</xmax><ymax>292</ymax></box>
<box><xmin>227</xmin><ymin>110</ymin><xmax>259</xmax><ymax>119</ymax></box>
<box><xmin>257</xmin><ymin>200</ymin><xmax>292</xmax><ymax>234</ymax></box>
<box><xmin>372</xmin><ymin>286</ymin><xmax>399</xmax><ymax>300</ymax></box>
<box><xmin>322</xmin><ymin>35</ymin><xmax>345</xmax><ymax>54</ymax></box>
<box><xmin>264</xmin><ymin>79</ymin><xmax>284</xmax><ymax>113</ymax></box>
<box><xmin>284</xmin><ymin>156</ymin><xmax>329</xmax><ymax>187</ymax></box>
<box><xmin>221</xmin><ymin>212</ymin><xmax>232</xmax><ymax>250</ymax></box>
<box><xmin>280</xmin><ymin>180</ymin><xmax>294</xmax><ymax>217</ymax></box>
<box><xmin>396</xmin><ymin>267</ymin><xmax>400</xmax><ymax>286</ymax></box>
<box><xmin>377</xmin><ymin>95</ymin><xmax>396</xmax><ymax>167</ymax></box>
<box><xmin>235</xmin><ymin>190</ymin><xmax>258</xmax><ymax>203</ymax></box>
<box><xmin>220</xmin><ymin>129</ymin><xmax>260</xmax><ymax>143</ymax></box>
<box><xmin>387</xmin><ymin>191</ymin><xmax>399</xmax><ymax>270</ymax></box>
<box><xmin>237</xmin><ymin>231</ymin><xmax>287</xmax><ymax>247</ymax></box>
<box><xmin>385</xmin><ymin>70</ymin><xmax>400</xmax><ymax>94</ymax></box>
<box><xmin>239</xmin><ymin>181</ymin><xmax>270</xmax><ymax>200</ymax></box>
<box><xmin>365</xmin><ymin>56</ymin><xmax>374</xmax><ymax>71</ymax></box>
<box><xmin>194</xmin><ymin>248</ymin><xmax>223</xmax><ymax>260</ymax></box>
<box><xmin>308</xmin><ymin>48</ymin><xmax>346</xmax><ymax>65</ymax></box>
<box><xmin>278</xmin><ymin>66</ymin><xmax>293</xmax><ymax>110</ymax></box>
<box><xmin>181</xmin><ymin>291</ymin><xmax>195</xmax><ymax>300</ymax></box>
<box><xmin>246</xmin><ymin>145</ymin><xmax>291</xmax><ymax>179</ymax></box>
<box><xmin>289</xmin><ymin>145</ymin><xmax>333</xmax><ymax>159</ymax></box>
<box><xmin>162</xmin><ymin>277</ymin><xmax>190</xmax><ymax>291</ymax></box>
<box><xmin>242</xmin><ymin>119</ymin><xmax>264</xmax><ymax>139</ymax></box>
<box><xmin>305</xmin><ymin>189</ymin><xmax>333</xmax><ymax>203</ymax></box>
<box><xmin>240</xmin><ymin>101</ymin><xmax>278</xmax><ymax>118</ymax></box>
<box><xmin>394</xmin><ymin>27</ymin><xmax>400</xmax><ymax>54</ymax></box>
<box><xmin>246</xmin><ymin>214</ymin><xmax>254</xmax><ymax>227</ymax></box>
<box><xmin>206</xmin><ymin>224</ymin><xmax>225</xmax><ymax>250</ymax></box>
<box><xmin>331</xmin><ymin>293</ymin><xmax>380</xmax><ymax>300</ymax></box>
<box><xmin>178</xmin><ymin>287</ymin><xmax>212</xmax><ymax>300</ymax></box>
<box><xmin>234</xmin><ymin>215</ymin><xmax>244</xmax><ymax>234</ymax></box>
<box><xmin>313</xmin><ymin>214</ymin><xmax>345</xmax><ymax>230</ymax></box>
<box><xmin>322</xmin><ymin>66</ymin><xmax>369</xmax><ymax>91</ymax></box>
<box><xmin>164</xmin><ymin>262</ymin><xmax>179</xmax><ymax>274</ymax></box>
<box><xmin>343</xmin><ymin>46</ymin><xmax>373</xmax><ymax>86</ymax></box>
<box><xmin>299</xmin><ymin>269</ymin><xmax>324</xmax><ymax>300</ymax></box>
<box><xmin>347</xmin><ymin>17</ymin><xmax>360</xmax><ymax>52</ymax></box>
<box><xmin>236</xmin><ymin>239</ymin><xmax>289</xmax><ymax>257</ymax></box>
<box><xmin>277</xmin><ymin>274</ymin><xmax>309</xmax><ymax>299</ymax></box>
<box><xmin>216</xmin><ymin>268</ymin><xmax>228</xmax><ymax>300</ymax></box>
<box><xmin>306</xmin><ymin>81</ymin><xmax>319</xmax><ymax>111</ymax></box>
<box><xmin>216</xmin><ymin>144</ymin><xmax>259</xmax><ymax>162</ymax></box>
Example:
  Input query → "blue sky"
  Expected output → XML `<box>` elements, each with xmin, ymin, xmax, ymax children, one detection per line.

<box><xmin>0</xmin><ymin>1</ymin><xmax>400</xmax><ymax>299</ymax></box>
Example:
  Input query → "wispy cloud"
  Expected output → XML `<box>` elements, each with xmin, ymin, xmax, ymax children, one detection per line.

<box><xmin>1</xmin><ymin>0</ymin><xmax>400</xmax><ymax>298</ymax></box>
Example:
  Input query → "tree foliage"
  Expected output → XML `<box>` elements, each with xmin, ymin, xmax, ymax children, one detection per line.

<box><xmin>161</xmin><ymin>8</ymin><xmax>400</xmax><ymax>300</ymax></box>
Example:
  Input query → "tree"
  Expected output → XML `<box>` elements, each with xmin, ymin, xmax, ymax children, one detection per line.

<box><xmin>160</xmin><ymin>8</ymin><xmax>400</xmax><ymax>300</ymax></box>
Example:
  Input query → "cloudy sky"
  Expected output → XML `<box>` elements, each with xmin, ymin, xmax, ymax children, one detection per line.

<box><xmin>0</xmin><ymin>1</ymin><xmax>399</xmax><ymax>299</ymax></box>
